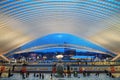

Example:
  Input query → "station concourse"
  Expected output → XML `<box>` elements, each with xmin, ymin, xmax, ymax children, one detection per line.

<box><xmin>0</xmin><ymin>0</ymin><xmax>120</xmax><ymax>80</ymax></box>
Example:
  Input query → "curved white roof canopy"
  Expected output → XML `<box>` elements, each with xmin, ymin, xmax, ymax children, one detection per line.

<box><xmin>0</xmin><ymin>0</ymin><xmax>120</xmax><ymax>57</ymax></box>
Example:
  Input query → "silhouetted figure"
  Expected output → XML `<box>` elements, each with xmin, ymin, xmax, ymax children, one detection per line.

<box><xmin>34</xmin><ymin>73</ymin><xmax>36</xmax><ymax>77</ymax></box>
<box><xmin>12</xmin><ymin>65</ymin><xmax>16</xmax><ymax>71</ymax></box>
<box><xmin>95</xmin><ymin>72</ymin><xmax>99</xmax><ymax>76</ymax></box>
<box><xmin>26</xmin><ymin>72</ymin><xmax>29</xmax><ymax>78</ymax></box>
<box><xmin>42</xmin><ymin>74</ymin><xmax>44</xmax><ymax>79</ymax></box>
<box><xmin>83</xmin><ymin>71</ymin><xmax>86</xmax><ymax>77</ymax></box>
<box><xmin>20</xmin><ymin>70</ymin><xmax>25</xmax><ymax>79</ymax></box>
<box><xmin>39</xmin><ymin>72</ymin><xmax>41</xmax><ymax>79</ymax></box>
<box><xmin>104</xmin><ymin>70</ymin><xmax>108</xmax><ymax>73</ymax></box>
<box><xmin>85</xmin><ymin>62</ymin><xmax>87</xmax><ymax>65</ymax></box>
<box><xmin>0</xmin><ymin>71</ymin><xmax>2</xmax><ymax>78</ymax></box>
<box><xmin>107</xmin><ymin>72</ymin><xmax>112</xmax><ymax>77</ymax></box>
<box><xmin>109</xmin><ymin>72</ymin><xmax>112</xmax><ymax>77</ymax></box>
<box><xmin>111</xmin><ymin>75</ymin><xmax>115</xmax><ymax>78</ymax></box>
<box><xmin>21</xmin><ymin>67</ymin><xmax>27</xmax><ymax>79</ymax></box>
<box><xmin>8</xmin><ymin>68</ymin><xmax>11</xmax><ymax>78</ymax></box>
<box><xmin>97</xmin><ymin>72</ymin><xmax>99</xmax><ymax>76</ymax></box>
<box><xmin>36</xmin><ymin>73</ymin><xmax>39</xmax><ymax>77</ymax></box>
<box><xmin>50</xmin><ymin>73</ymin><xmax>53</xmax><ymax>79</ymax></box>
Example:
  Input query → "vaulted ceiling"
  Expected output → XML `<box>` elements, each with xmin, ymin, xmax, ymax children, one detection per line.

<box><xmin>0</xmin><ymin>0</ymin><xmax>120</xmax><ymax>56</ymax></box>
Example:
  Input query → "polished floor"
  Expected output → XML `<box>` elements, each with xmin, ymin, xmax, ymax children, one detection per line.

<box><xmin>0</xmin><ymin>73</ymin><xmax>120</xmax><ymax>80</ymax></box>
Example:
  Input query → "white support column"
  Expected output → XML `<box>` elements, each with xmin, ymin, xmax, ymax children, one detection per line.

<box><xmin>0</xmin><ymin>54</ymin><xmax>9</xmax><ymax>62</ymax></box>
<box><xmin>111</xmin><ymin>54</ymin><xmax>120</xmax><ymax>61</ymax></box>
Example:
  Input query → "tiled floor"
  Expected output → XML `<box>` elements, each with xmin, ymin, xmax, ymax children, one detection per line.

<box><xmin>0</xmin><ymin>73</ymin><xmax>120</xmax><ymax>80</ymax></box>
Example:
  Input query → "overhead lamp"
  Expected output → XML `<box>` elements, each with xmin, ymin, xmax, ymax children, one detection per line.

<box><xmin>43</xmin><ymin>56</ymin><xmax>47</xmax><ymax>60</ymax></box>
<box><xmin>56</xmin><ymin>54</ymin><xmax>63</xmax><ymax>59</ymax></box>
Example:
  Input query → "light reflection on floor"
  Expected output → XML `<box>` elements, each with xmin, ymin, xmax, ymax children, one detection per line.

<box><xmin>0</xmin><ymin>73</ymin><xmax>120</xmax><ymax>80</ymax></box>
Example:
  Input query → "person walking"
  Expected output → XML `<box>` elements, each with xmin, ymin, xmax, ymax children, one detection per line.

<box><xmin>50</xmin><ymin>73</ymin><xmax>53</xmax><ymax>79</ymax></box>
<box><xmin>39</xmin><ymin>72</ymin><xmax>41</xmax><ymax>79</ymax></box>
<box><xmin>42</xmin><ymin>73</ymin><xmax>44</xmax><ymax>79</ymax></box>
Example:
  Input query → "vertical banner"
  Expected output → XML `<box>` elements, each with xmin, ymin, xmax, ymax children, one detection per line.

<box><xmin>52</xmin><ymin>67</ymin><xmax>56</xmax><ymax>73</ymax></box>
<box><xmin>21</xmin><ymin>67</ymin><xmax>27</xmax><ymax>73</ymax></box>
<box><xmin>52</xmin><ymin>64</ymin><xmax>56</xmax><ymax>73</ymax></box>
<box><xmin>110</xmin><ymin>66</ymin><xmax>115</xmax><ymax>73</ymax></box>
<box><xmin>79</xmin><ymin>67</ymin><xmax>83</xmax><ymax>73</ymax></box>
<box><xmin>0</xmin><ymin>65</ymin><xmax>5</xmax><ymax>72</ymax></box>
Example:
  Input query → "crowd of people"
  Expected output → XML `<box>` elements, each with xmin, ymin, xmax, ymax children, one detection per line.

<box><xmin>0</xmin><ymin>61</ymin><xmax>119</xmax><ymax>79</ymax></box>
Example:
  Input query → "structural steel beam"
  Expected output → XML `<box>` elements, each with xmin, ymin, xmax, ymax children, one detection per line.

<box><xmin>0</xmin><ymin>54</ymin><xmax>9</xmax><ymax>62</ymax></box>
<box><xmin>111</xmin><ymin>54</ymin><xmax>120</xmax><ymax>61</ymax></box>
